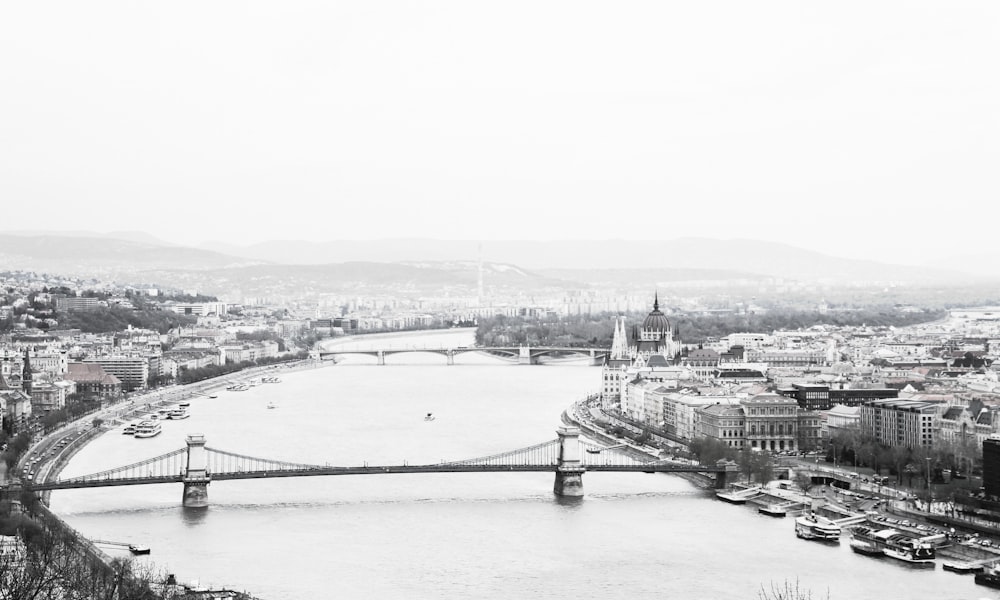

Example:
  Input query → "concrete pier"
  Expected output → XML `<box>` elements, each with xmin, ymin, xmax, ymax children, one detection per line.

<box><xmin>183</xmin><ymin>434</ymin><xmax>210</xmax><ymax>508</ymax></box>
<box><xmin>554</xmin><ymin>426</ymin><xmax>585</xmax><ymax>497</ymax></box>
<box><xmin>518</xmin><ymin>346</ymin><xmax>534</xmax><ymax>365</ymax></box>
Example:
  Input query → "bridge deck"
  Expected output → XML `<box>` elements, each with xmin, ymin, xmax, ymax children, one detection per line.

<box><xmin>31</xmin><ymin>463</ymin><xmax>724</xmax><ymax>490</ymax></box>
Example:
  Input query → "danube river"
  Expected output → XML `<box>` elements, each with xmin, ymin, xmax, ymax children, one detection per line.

<box><xmin>52</xmin><ymin>330</ymin><xmax>998</xmax><ymax>599</ymax></box>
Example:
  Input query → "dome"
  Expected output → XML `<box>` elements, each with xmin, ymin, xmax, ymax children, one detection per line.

<box><xmin>642</xmin><ymin>295</ymin><xmax>671</xmax><ymax>333</ymax></box>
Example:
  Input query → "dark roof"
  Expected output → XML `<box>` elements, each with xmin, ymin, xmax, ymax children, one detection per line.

<box><xmin>942</xmin><ymin>406</ymin><xmax>964</xmax><ymax>420</ymax></box>
<box><xmin>647</xmin><ymin>355</ymin><xmax>670</xmax><ymax>367</ymax></box>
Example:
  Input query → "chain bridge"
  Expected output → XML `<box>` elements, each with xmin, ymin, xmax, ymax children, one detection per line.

<box><xmin>27</xmin><ymin>428</ymin><xmax>736</xmax><ymax>507</ymax></box>
<box><xmin>318</xmin><ymin>345</ymin><xmax>609</xmax><ymax>365</ymax></box>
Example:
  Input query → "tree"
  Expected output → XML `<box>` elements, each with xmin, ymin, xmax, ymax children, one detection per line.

<box><xmin>758</xmin><ymin>580</ymin><xmax>829</xmax><ymax>600</ymax></box>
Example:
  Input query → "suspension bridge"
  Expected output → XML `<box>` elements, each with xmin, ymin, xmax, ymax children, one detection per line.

<box><xmin>318</xmin><ymin>345</ymin><xmax>610</xmax><ymax>365</ymax></box>
<box><xmin>26</xmin><ymin>428</ymin><xmax>737</xmax><ymax>507</ymax></box>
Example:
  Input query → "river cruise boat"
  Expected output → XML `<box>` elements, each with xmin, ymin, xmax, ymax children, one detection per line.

<box><xmin>167</xmin><ymin>406</ymin><xmax>190</xmax><ymax>419</ymax></box>
<box><xmin>134</xmin><ymin>420</ymin><xmax>162</xmax><ymax>438</ymax></box>
<box><xmin>852</xmin><ymin>527</ymin><xmax>935</xmax><ymax>565</ymax></box>
<box><xmin>122</xmin><ymin>422</ymin><xmax>137</xmax><ymax>435</ymax></box>
<box><xmin>794</xmin><ymin>513</ymin><xmax>841</xmax><ymax>542</ymax></box>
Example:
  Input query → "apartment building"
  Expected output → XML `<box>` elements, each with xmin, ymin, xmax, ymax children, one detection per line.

<box><xmin>861</xmin><ymin>398</ymin><xmax>941</xmax><ymax>448</ymax></box>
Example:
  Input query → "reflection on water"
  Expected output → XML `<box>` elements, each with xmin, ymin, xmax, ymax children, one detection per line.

<box><xmin>181</xmin><ymin>507</ymin><xmax>208</xmax><ymax>527</ymax></box>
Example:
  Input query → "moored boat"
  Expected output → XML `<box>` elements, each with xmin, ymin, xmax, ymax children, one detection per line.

<box><xmin>849</xmin><ymin>539</ymin><xmax>884</xmax><ymax>556</ymax></box>
<box><xmin>795</xmin><ymin>513</ymin><xmax>841</xmax><ymax>542</ymax></box>
<box><xmin>134</xmin><ymin>420</ymin><xmax>162</xmax><ymax>438</ymax></box>
<box><xmin>716</xmin><ymin>486</ymin><xmax>763</xmax><ymax>504</ymax></box>
<box><xmin>943</xmin><ymin>561</ymin><xmax>983</xmax><ymax>574</ymax></box>
<box><xmin>122</xmin><ymin>422</ymin><xmax>137</xmax><ymax>435</ymax></box>
<box><xmin>167</xmin><ymin>406</ymin><xmax>190</xmax><ymax>419</ymax></box>
<box><xmin>853</xmin><ymin>527</ymin><xmax>935</xmax><ymax>565</ymax></box>
<box><xmin>758</xmin><ymin>504</ymin><xmax>787</xmax><ymax>518</ymax></box>
<box><xmin>975</xmin><ymin>564</ymin><xmax>1000</xmax><ymax>588</ymax></box>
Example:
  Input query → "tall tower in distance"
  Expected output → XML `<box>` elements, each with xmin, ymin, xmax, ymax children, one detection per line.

<box><xmin>22</xmin><ymin>347</ymin><xmax>33</xmax><ymax>396</ymax></box>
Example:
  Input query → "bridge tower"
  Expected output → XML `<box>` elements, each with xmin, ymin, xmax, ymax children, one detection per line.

<box><xmin>446</xmin><ymin>350</ymin><xmax>454</xmax><ymax>366</ymax></box>
<box><xmin>183</xmin><ymin>434</ymin><xmax>211</xmax><ymax>508</ymax></box>
<box><xmin>554</xmin><ymin>426</ymin><xmax>585</xmax><ymax>497</ymax></box>
<box><xmin>377</xmin><ymin>351</ymin><xmax>385</xmax><ymax>366</ymax></box>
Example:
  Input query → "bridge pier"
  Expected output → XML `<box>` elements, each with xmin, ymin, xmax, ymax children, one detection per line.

<box><xmin>377</xmin><ymin>351</ymin><xmax>385</xmax><ymax>366</ymax></box>
<box><xmin>554</xmin><ymin>426</ymin><xmax>584</xmax><ymax>497</ymax></box>
<box><xmin>183</xmin><ymin>434</ymin><xmax>211</xmax><ymax>508</ymax></box>
<box><xmin>446</xmin><ymin>350</ymin><xmax>454</xmax><ymax>366</ymax></box>
<box><xmin>589</xmin><ymin>349</ymin><xmax>603</xmax><ymax>366</ymax></box>
<box><xmin>518</xmin><ymin>346</ymin><xmax>535</xmax><ymax>365</ymax></box>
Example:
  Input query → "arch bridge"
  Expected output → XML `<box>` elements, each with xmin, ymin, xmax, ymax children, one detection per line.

<box><xmin>27</xmin><ymin>428</ymin><xmax>735</xmax><ymax>507</ymax></box>
<box><xmin>318</xmin><ymin>346</ymin><xmax>609</xmax><ymax>366</ymax></box>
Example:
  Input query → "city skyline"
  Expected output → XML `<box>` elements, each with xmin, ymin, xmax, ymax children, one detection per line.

<box><xmin>3</xmin><ymin>2</ymin><xmax>998</xmax><ymax>266</ymax></box>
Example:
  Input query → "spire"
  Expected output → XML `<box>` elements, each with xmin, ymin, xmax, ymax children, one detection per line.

<box><xmin>653</xmin><ymin>292</ymin><xmax>659</xmax><ymax>312</ymax></box>
<box><xmin>610</xmin><ymin>316</ymin><xmax>628</xmax><ymax>360</ymax></box>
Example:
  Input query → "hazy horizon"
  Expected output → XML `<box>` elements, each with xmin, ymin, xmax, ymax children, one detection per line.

<box><xmin>3</xmin><ymin>2</ymin><xmax>998</xmax><ymax>268</ymax></box>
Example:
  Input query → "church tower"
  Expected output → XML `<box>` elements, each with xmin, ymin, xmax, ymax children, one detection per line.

<box><xmin>22</xmin><ymin>347</ymin><xmax>33</xmax><ymax>396</ymax></box>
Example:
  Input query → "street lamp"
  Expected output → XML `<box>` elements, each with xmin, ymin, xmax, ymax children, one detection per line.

<box><xmin>926</xmin><ymin>457</ymin><xmax>932</xmax><ymax>490</ymax></box>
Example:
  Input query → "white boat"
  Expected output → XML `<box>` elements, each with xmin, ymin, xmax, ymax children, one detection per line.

<box><xmin>716</xmin><ymin>486</ymin><xmax>763</xmax><ymax>504</ymax></box>
<box><xmin>854</xmin><ymin>527</ymin><xmax>935</xmax><ymax>564</ymax></box>
<box><xmin>795</xmin><ymin>513</ymin><xmax>841</xmax><ymax>542</ymax></box>
<box><xmin>424</xmin><ymin>413</ymin><xmax>435</xmax><ymax>421</ymax></box>
<box><xmin>267</xmin><ymin>401</ymin><xmax>277</xmax><ymax>409</ymax></box>
<box><xmin>167</xmin><ymin>406</ymin><xmax>190</xmax><ymax>419</ymax></box>
<box><xmin>122</xmin><ymin>423</ymin><xmax>137</xmax><ymax>435</ymax></box>
<box><xmin>849</xmin><ymin>539</ymin><xmax>884</xmax><ymax>556</ymax></box>
<box><xmin>758</xmin><ymin>504</ymin><xmax>787</xmax><ymax>517</ymax></box>
<box><xmin>134</xmin><ymin>420</ymin><xmax>162</xmax><ymax>438</ymax></box>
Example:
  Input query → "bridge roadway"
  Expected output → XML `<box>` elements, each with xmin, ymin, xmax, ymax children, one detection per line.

<box><xmin>318</xmin><ymin>345</ymin><xmax>610</xmax><ymax>365</ymax></box>
<box><xmin>28</xmin><ymin>461</ymin><xmax>725</xmax><ymax>491</ymax></box>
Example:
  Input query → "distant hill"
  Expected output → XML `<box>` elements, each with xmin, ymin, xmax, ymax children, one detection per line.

<box><xmin>0</xmin><ymin>232</ymin><xmax>990</xmax><ymax>288</ymax></box>
<box><xmin>201</xmin><ymin>238</ymin><xmax>982</xmax><ymax>284</ymax></box>
<box><xmin>0</xmin><ymin>233</ymin><xmax>263</xmax><ymax>278</ymax></box>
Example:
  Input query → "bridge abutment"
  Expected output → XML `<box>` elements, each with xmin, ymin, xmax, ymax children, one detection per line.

<box><xmin>714</xmin><ymin>460</ymin><xmax>740</xmax><ymax>489</ymax></box>
<box><xmin>183</xmin><ymin>434</ymin><xmax>211</xmax><ymax>508</ymax></box>
<box><xmin>554</xmin><ymin>426</ymin><xmax>585</xmax><ymax>497</ymax></box>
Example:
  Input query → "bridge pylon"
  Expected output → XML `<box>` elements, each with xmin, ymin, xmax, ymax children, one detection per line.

<box><xmin>183</xmin><ymin>434</ymin><xmax>211</xmax><ymax>508</ymax></box>
<box><xmin>554</xmin><ymin>426</ymin><xmax>584</xmax><ymax>497</ymax></box>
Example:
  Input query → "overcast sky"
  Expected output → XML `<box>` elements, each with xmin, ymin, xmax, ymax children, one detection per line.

<box><xmin>2</xmin><ymin>2</ymin><xmax>997</xmax><ymax>264</ymax></box>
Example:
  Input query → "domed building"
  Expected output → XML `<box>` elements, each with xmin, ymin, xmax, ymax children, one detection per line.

<box><xmin>631</xmin><ymin>293</ymin><xmax>681</xmax><ymax>367</ymax></box>
<box><xmin>599</xmin><ymin>294</ymin><xmax>684</xmax><ymax>409</ymax></box>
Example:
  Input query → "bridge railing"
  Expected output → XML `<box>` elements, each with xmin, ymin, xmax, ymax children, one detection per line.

<box><xmin>438</xmin><ymin>439</ymin><xmax>561</xmax><ymax>467</ymax></box>
<box><xmin>58</xmin><ymin>448</ymin><xmax>187</xmax><ymax>484</ymax></box>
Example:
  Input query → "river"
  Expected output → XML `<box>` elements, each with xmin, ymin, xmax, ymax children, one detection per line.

<box><xmin>51</xmin><ymin>330</ymin><xmax>998</xmax><ymax>600</ymax></box>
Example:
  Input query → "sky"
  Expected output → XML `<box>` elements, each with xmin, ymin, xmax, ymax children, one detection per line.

<box><xmin>2</xmin><ymin>2</ymin><xmax>998</xmax><ymax>265</ymax></box>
